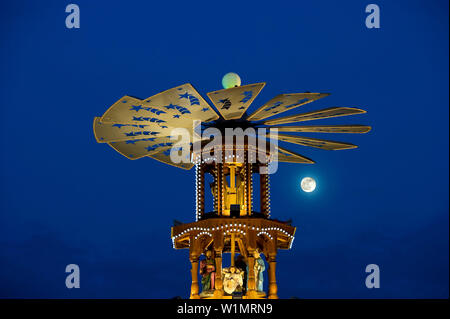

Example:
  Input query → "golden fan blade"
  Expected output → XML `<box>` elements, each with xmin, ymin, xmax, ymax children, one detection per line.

<box><xmin>273</xmin><ymin>145</ymin><xmax>315</xmax><ymax>164</ymax></box>
<box><xmin>247</xmin><ymin>93</ymin><xmax>330</xmax><ymax>121</ymax></box>
<box><xmin>148</xmin><ymin>148</ymin><xmax>194</xmax><ymax>170</ymax></box>
<box><xmin>107</xmin><ymin>136</ymin><xmax>185</xmax><ymax>160</ymax></box>
<box><xmin>263</xmin><ymin>107</ymin><xmax>367</xmax><ymax>125</ymax></box>
<box><xmin>207</xmin><ymin>83</ymin><xmax>265</xmax><ymax>120</ymax></box>
<box><xmin>269</xmin><ymin>124</ymin><xmax>372</xmax><ymax>134</ymax></box>
<box><xmin>100</xmin><ymin>83</ymin><xmax>219</xmax><ymax>127</ymax></box>
<box><xmin>270</xmin><ymin>133</ymin><xmax>357</xmax><ymax>150</ymax></box>
<box><xmin>93</xmin><ymin>117</ymin><xmax>176</xmax><ymax>143</ymax></box>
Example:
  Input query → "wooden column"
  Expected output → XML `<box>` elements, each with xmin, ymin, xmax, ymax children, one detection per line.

<box><xmin>246</xmin><ymin>250</ymin><xmax>258</xmax><ymax>299</ymax></box>
<box><xmin>267</xmin><ymin>254</ymin><xmax>278</xmax><ymax>299</ymax></box>
<box><xmin>189</xmin><ymin>233</ymin><xmax>201</xmax><ymax>299</ymax></box>
<box><xmin>267</xmin><ymin>232</ymin><xmax>278</xmax><ymax>299</ymax></box>
<box><xmin>213</xmin><ymin>231</ymin><xmax>224</xmax><ymax>298</ymax></box>
<box><xmin>189</xmin><ymin>254</ymin><xmax>200</xmax><ymax>299</ymax></box>
<box><xmin>212</xmin><ymin>250</ymin><xmax>223</xmax><ymax>298</ymax></box>
<box><xmin>246</xmin><ymin>230</ymin><xmax>258</xmax><ymax>298</ymax></box>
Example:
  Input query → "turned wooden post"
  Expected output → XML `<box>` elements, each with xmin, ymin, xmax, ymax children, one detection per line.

<box><xmin>267</xmin><ymin>254</ymin><xmax>278</xmax><ymax>299</ymax></box>
<box><xmin>245</xmin><ymin>229</ymin><xmax>258</xmax><ymax>299</ymax></box>
<box><xmin>189</xmin><ymin>254</ymin><xmax>200</xmax><ymax>299</ymax></box>
<box><xmin>213</xmin><ymin>231</ymin><xmax>224</xmax><ymax>298</ymax></box>
<box><xmin>213</xmin><ymin>250</ymin><xmax>224</xmax><ymax>298</ymax></box>
<box><xmin>246</xmin><ymin>249</ymin><xmax>258</xmax><ymax>298</ymax></box>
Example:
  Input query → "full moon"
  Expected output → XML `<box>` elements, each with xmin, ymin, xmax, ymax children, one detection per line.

<box><xmin>301</xmin><ymin>177</ymin><xmax>316</xmax><ymax>193</ymax></box>
<box><xmin>222</xmin><ymin>72</ymin><xmax>241</xmax><ymax>89</ymax></box>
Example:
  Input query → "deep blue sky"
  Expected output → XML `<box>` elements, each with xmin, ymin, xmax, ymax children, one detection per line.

<box><xmin>1</xmin><ymin>0</ymin><xmax>448</xmax><ymax>298</ymax></box>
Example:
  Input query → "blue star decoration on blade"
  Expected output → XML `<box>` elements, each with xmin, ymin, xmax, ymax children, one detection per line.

<box><xmin>161</xmin><ymin>104</ymin><xmax>191</xmax><ymax>114</ymax></box>
<box><xmin>145</xmin><ymin>142</ymin><xmax>173</xmax><ymax>152</ymax></box>
<box><xmin>164</xmin><ymin>103</ymin><xmax>176</xmax><ymax>110</ymax></box>
<box><xmin>178</xmin><ymin>92</ymin><xmax>190</xmax><ymax>99</ymax></box>
<box><xmin>129</xmin><ymin>104</ymin><xmax>166</xmax><ymax>115</ymax></box>
<box><xmin>240</xmin><ymin>91</ymin><xmax>253</xmax><ymax>103</ymax></box>
<box><xmin>283</xmin><ymin>98</ymin><xmax>309</xmax><ymax>109</ymax></box>
<box><xmin>173</xmin><ymin>114</ymin><xmax>180</xmax><ymax>118</ymax></box>
<box><xmin>126</xmin><ymin>138</ymin><xmax>156</xmax><ymax>144</ymax></box>
<box><xmin>130</xmin><ymin>104</ymin><xmax>144</xmax><ymax>112</ymax></box>
<box><xmin>132</xmin><ymin>117</ymin><xmax>166</xmax><ymax>125</ymax></box>
<box><xmin>264</xmin><ymin>101</ymin><xmax>283</xmax><ymax>112</ymax></box>
<box><xmin>112</xmin><ymin>124</ymin><xmax>148</xmax><ymax>129</ymax></box>
<box><xmin>179</xmin><ymin>92</ymin><xmax>200</xmax><ymax>106</ymax></box>
<box><xmin>175</xmin><ymin>105</ymin><xmax>191</xmax><ymax>114</ymax></box>
<box><xmin>124</xmin><ymin>131</ymin><xmax>158</xmax><ymax>137</ymax></box>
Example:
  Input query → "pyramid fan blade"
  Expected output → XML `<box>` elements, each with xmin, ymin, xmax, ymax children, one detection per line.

<box><xmin>207</xmin><ymin>83</ymin><xmax>265</xmax><ymax>120</ymax></box>
<box><xmin>273</xmin><ymin>145</ymin><xmax>315</xmax><ymax>164</ymax></box>
<box><xmin>270</xmin><ymin>133</ymin><xmax>357</xmax><ymax>150</ymax></box>
<box><xmin>93</xmin><ymin>117</ymin><xmax>176</xmax><ymax>143</ymax></box>
<box><xmin>107</xmin><ymin>136</ymin><xmax>187</xmax><ymax>160</ymax></box>
<box><xmin>269</xmin><ymin>124</ymin><xmax>372</xmax><ymax>134</ymax></box>
<box><xmin>247</xmin><ymin>93</ymin><xmax>330</xmax><ymax>121</ymax></box>
<box><xmin>148</xmin><ymin>148</ymin><xmax>194</xmax><ymax>170</ymax></box>
<box><xmin>263</xmin><ymin>107</ymin><xmax>367</xmax><ymax>125</ymax></box>
<box><xmin>100</xmin><ymin>83</ymin><xmax>219</xmax><ymax>127</ymax></box>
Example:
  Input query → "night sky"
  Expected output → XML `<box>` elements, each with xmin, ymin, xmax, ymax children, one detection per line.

<box><xmin>1</xmin><ymin>0</ymin><xmax>448</xmax><ymax>298</ymax></box>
